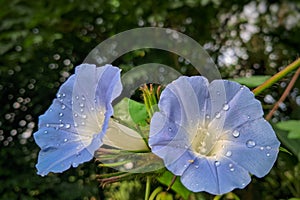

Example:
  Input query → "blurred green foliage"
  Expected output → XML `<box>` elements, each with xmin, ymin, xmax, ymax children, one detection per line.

<box><xmin>1</xmin><ymin>0</ymin><xmax>300</xmax><ymax>199</ymax></box>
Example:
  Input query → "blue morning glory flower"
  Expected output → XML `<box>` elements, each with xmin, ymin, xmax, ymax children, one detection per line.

<box><xmin>34</xmin><ymin>64</ymin><xmax>122</xmax><ymax>176</ymax></box>
<box><xmin>149</xmin><ymin>76</ymin><xmax>280</xmax><ymax>195</ymax></box>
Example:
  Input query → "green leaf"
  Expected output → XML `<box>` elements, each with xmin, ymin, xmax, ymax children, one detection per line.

<box><xmin>157</xmin><ymin>171</ymin><xmax>191</xmax><ymax>200</ymax></box>
<box><xmin>279</xmin><ymin>147</ymin><xmax>293</xmax><ymax>155</ymax></box>
<box><xmin>229</xmin><ymin>75</ymin><xmax>271</xmax><ymax>88</ymax></box>
<box><xmin>276</xmin><ymin>120</ymin><xmax>300</xmax><ymax>139</ymax></box>
<box><xmin>275</xmin><ymin>125</ymin><xmax>300</xmax><ymax>161</ymax></box>
<box><xmin>113</xmin><ymin>98</ymin><xmax>149</xmax><ymax>127</ymax></box>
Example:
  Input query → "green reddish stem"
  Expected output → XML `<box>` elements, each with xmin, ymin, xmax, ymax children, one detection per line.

<box><xmin>252</xmin><ymin>58</ymin><xmax>300</xmax><ymax>96</ymax></box>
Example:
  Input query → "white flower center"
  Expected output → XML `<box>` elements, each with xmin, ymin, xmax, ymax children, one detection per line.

<box><xmin>191</xmin><ymin>125</ymin><xmax>217</xmax><ymax>156</ymax></box>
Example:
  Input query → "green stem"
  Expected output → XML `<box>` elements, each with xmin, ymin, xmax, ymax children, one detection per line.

<box><xmin>145</xmin><ymin>176</ymin><xmax>151</xmax><ymax>200</ymax></box>
<box><xmin>252</xmin><ymin>58</ymin><xmax>300</xmax><ymax>96</ymax></box>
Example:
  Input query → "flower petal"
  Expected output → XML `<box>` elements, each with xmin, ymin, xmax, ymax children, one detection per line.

<box><xmin>217</xmin><ymin>118</ymin><xmax>280</xmax><ymax>177</ymax></box>
<box><xmin>157</xmin><ymin>76</ymin><xmax>210</xmax><ymax>129</ymax></box>
<box><xmin>149</xmin><ymin>112</ymin><xmax>194</xmax><ymax>175</ymax></box>
<box><xmin>208</xmin><ymin>80</ymin><xmax>263</xmax><ymax>131</ymax></box>
<box><xmin>34</xmin><ymin>64</ymin><xmax>122</xmax><ymax>176</ymax></box>
<box><xmin>103</xmin><ymin>119</ymin><xmax>149</xmax><ymax>151</ymax></box>
<box><xmin>180</xmin><ymin>157</ymin><xmax>251</xmax><ymax>195</ymax></box>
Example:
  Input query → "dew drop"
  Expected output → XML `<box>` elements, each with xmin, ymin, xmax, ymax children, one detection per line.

<box><xmin>82</xmin><ymin>115</ymin><xmax>87</xmax><ymax>119</ymax></box>
<box><xmin>240</xmin><ymin>85</ymin><xmax>245</xmax><ymax>90</ymax></box>
<box><xmin>232</xmin><ymin>130</ymin><xmax>240</xmax><ymax>138</ymax></box>
<box><xmin>266</xmin><ymin>153</ymin><xmax>270</xmax><ymax>157</ymax></box>
<box><xmin>195</xmin><ymin>165</ymin><xmax>199</xmax><ymax>169</ymax></box>
<box><xmin>223</xmin><ymin>103</ymin><xmax>230</xmax><ymax>111</ymax></box>
<box><xmin>65</xmin><ymin>124</ymin><xmax>71</xmax><ymax>129</ymax></box>
<box><xmin>214</xmin><ymin>161</ymin><xmax>220</xmax><ymax>167</ymax></box>
<box><xmin>44</xmin><ymin>130</ymin><xmax>48</xmax><ymax>134</ymax></box>
<box><xmin>82</xmin><ymin>95</ymin><xmax>86</xmax><ymax>101</ymax></box>
<box><xmin>61</xmin><ymin>104</ymin><xmax>66</xmax><ymax>110</ymax></box>
<box><xmin>216</xmin><ymin>91</ymin><xmax>220</xmax><ymax>95</ymax></box>
<box><xmin>46</xmin><ymin>124</ymin><xmax>50</xmax><ymax>127</ymax></box>
<box><xmin>80</xmin><ymin>103</ymin><xmax>84</xmax><ymax>108</ymax></box>
<box><xmin>229</xmin><ymin>163</ymin><xmax>233</xmax><ymax>168</ymax></box>
<box><xmin>64</xmin><ymin>138</ymin><xmax>68</xmax><ymax>142</ymax></box>
<box><xmin>49</xmin><ymin>108</ymin><xmax>53</xmax><ymax>112</ymax></box>
<box><xmin>59</xmin><ymin>124</ymin><xmax>64</xmax><ymax>128</ymax></box>
<box><xmin>215</xmin><ymin>112</ymin><xmax>221</xmax><ymax>119</ymax></box>
<box><xmin>81</xmin><ymin>122</ymin><xmax>85</xmax><ymax>125</ymax></box>
<box><xmin>230</xmin><ymin>168</ymin><xmax>235</xmax><ymax>172</ymax></box>
<box><xmin>226</xmin><ymin>151</ymin><xmax>232</xmax><ymax>157</ymax></box>
<box><xmin>80</xmin><ymin>108</ymin><xmax>84</xmax><ymax>112</ymax></box>
<box><xmin>168</xmin><ymin>127</ymin><xmax>172</xmax><ymax>132</ymax></box>
<box><xmin>247</xmin><ymin>115</ymin><xmax>251</xmax><ymax>119</ymax></box>
<box><xmin>184</xmin><ymin>164</ymin><xmax>187</xmax><ymax>168</ymax></box>
<box><xmin>260</xmin><ymin>147</ymin><xmax>264</xmax><ymax>151</ymax></box>
<box><xmin>75</xmin><ymin>96</ymin><xmax>79</xmax><ymax>100</ymax></box>
<box><xmin>205</xmin><ymin>114</ymin><xmax>210</xmax><ymax>119</ymax></box>
<box><xmin>74</xmin><ymin>113</ymin><xmax>78</xmax><ymax>117</ymax></box>
<box><xmin>246</xmin><ymin>140</ymin><xmax>256</xmax><ymax>148</ymax></box>
<box><xmin>62</xmin><ymin>93</ymin><xmax>66</xmax><ymax>97</ymax></box>
<box><xmin>266</xmin><ymin>146</ymin><xmax>271</xmax><ymax>150</ymax></box>
<box><xmin>59</xmin><ymin>113</ymin><xmax>63</xmax><ymax>117</ymax></box>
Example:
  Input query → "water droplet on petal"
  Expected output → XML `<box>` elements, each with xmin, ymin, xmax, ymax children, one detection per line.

<box><xmin>57</xmin><ymin>93</ymin><xmax>61</xmax><ymax>98</ymax></box>
<box><xmin>64</xmin><ymin>138</ymin><xmax>68</xmax><ymax>142</ymax></box>
<box><xmin>82</xmin><ymin>115</ymin><xmax>87</xmax><ymax>119</ymax></box>
<box><xmin>195</xmin><ymin>165</ymin><xmax>199</xmax><ymax>169</ymax></box>
<box><xmin>46</xmin><ymin>124</ymin><xmax>50</xmax><ymax>127</ymax></box>
<box><xmin>81</xmin><ymin>122</ymin><xmax>85</xmax><ymax>125</ymax></box>
<box><xmin>74</xmin><ymin>113</ymin><xmax>78</xmax><ymax>117</ymax></box>
<box><xmin>82</xmin><ymin>95</ymin><xmax>86</xmax><ymax>101</ymax></box>
<box><xmin>44</xmin><ymin>130</ymin><xmax>48</xmax><ymax>134</ymax></box>
<box><xmin>184</xmin><ymin>164</ymin><xmax>187</xmax><ymax>168</ymax></box>
<box><xmin>59</xmin><ymin>113</ymin><xmax>63</xmax><ymax>117</ymax></box>
<box><xmin>246</xmin><ymin>140</ymin><xmax>256</xmax><ymax>148</ymax></box>
<box><xmin>62</xmin><ymin>93</ymin><xmax>66</xmax><ymax>97</ymax></box>
<box><xmin>215</xmin><ymin>112</ymin><xmax>221</xmax><ymax>119</ymax></box>
<box><xmin>240</xmin><ymin>85</ymin><xmax>245</xmax><ymax>90</ymax></box>
<box><xmin>214</xmin><ymin>161</ymin><xmax>220</xmax><ymax>167</ymax></box>
<box><xmin>226</xmin><ymin>151</ymin><xmax>232</xmax><ymax>157</ymax></box>
<box><xmin>247</xmin><ymin>115</ymin><xmax>251</xmax><ymax>119</ymax></box>
<box><xmin>230</xmin><ymin>167</ymin><xmax>235</xmax><ymax>172</ymax></box>
<box><xmin>223</xmin><ymin>103</ymin><xmax>230</xmax><ymax>111</ymax></box>
<box><xmin>266</xmin><ymin>153</ymin><xmax>270</xmax><ymax>157</ymax></box>
<box><xmin>260</xmin><ymin>147</ymin><xmax>264</xmax><ymax>150</ymax></box>
<box><xmin>168</xmin><ymin>127</ymin><xmax>172</xmax><ymax>132</ymax></box>
<box><xmin>49</xmin><ymin>108</ymin><xmax>53</xmax><ymax>112</ymax></box>
<box><xmin>61</xmin><ymin>104</ymin><xmax>66</xmax><ymax>110</ymax></box>
<box><xmin>65</xmin><ymin>124</ymin><xmax>71</xmax><ymax>129</ymax></box>
<box><xmin>75</xmin><ymin>96</ymin><xmax>79</xmax><ymax>100</ymax></box>
<box><xmin>80</xmin><ymin>103</ymin><xmax>84</xmax><ymax>108</ymax></box>
<box><xmin>229</xmin><ymin>163</ymin><xmax>233</xmax><ymax>168</ymax></box>
<box><xmin>232</xmin><ymin>130</ymin><xmax>240</xmax><ymax>138</ymax></box>
<box><xmin>205</xmin><ymin>114</ymin><xmax>210</xmax><ymax>119</ymax></box>
<box><xmin>266</xmin><ymin>146</ymin><xmax>271</xmax><ymax>150</ymax></box>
